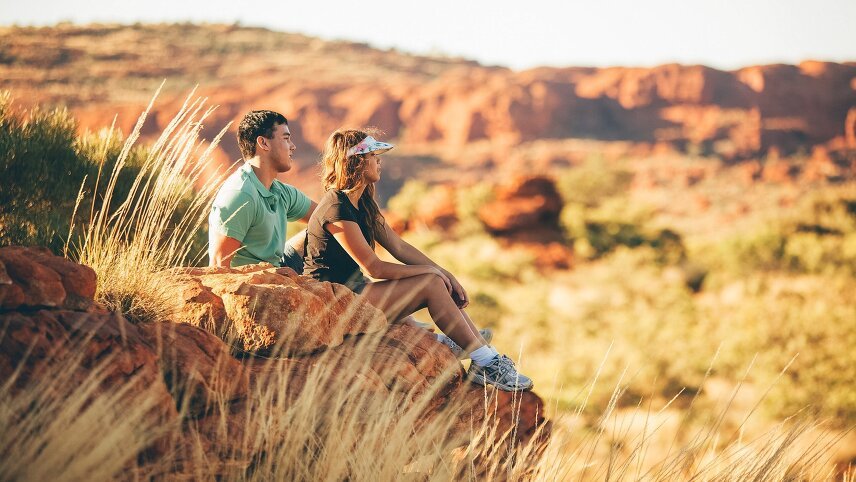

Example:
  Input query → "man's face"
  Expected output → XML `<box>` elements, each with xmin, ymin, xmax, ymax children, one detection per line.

<box><xmin>260</xmin><ymin>123</ymin><xmax>296</xmax><ymax>173</ymax></box>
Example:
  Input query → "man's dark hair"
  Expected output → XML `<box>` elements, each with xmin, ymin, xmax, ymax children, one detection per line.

<box><xmin>237</xmin><ymin>110</ymin><xmax>288</xmax><ymax>159</ymax></box>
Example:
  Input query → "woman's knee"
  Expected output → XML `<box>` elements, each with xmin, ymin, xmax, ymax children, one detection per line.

<box><xmin>414</xmin><ymin>273</ymin><xmax>449</xmax><ymax>297</ymax></box>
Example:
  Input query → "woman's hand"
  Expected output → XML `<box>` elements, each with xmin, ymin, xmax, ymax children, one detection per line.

<box><xmin>441</xmin><ymin>269</ymin><xmax>469</xmax><ymax>308</ymax></box>
<box><xmin>428</xmin><ymin>267</ymin><xmax>453</xmax><ymax>293</ymax></box>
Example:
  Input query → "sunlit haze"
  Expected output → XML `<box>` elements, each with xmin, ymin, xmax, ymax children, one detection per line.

<box><xmin>2</xmin><ymin>0</ymin><xmax>854</xmax><ymax>70</ymax></box>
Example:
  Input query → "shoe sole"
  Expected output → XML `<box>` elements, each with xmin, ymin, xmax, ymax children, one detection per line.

<box><xmin>467</xmin><ymin>371</ymin><xmax>534</xmax><ymax>392</ymax></box>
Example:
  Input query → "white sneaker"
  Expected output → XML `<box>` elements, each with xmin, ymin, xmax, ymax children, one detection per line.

<box><xmin>467</xmin><ymin>354</ymin><xmax>534</xmax><ymax>391</ymax></box>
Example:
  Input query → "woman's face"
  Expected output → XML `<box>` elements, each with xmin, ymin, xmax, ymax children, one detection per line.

<box><xmin>362</xmin><ymin>151</ymin><xmax>382</xmax><ymax>184</ymax></box>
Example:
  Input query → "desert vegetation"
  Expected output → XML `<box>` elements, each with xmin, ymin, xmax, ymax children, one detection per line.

<box><xmin>1</xmin><ymin>89</ymin><xmax>855</xmax><ymax>480</ymax></box>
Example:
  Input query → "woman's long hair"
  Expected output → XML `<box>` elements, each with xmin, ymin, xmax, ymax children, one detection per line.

<box><xmin>321</xmin><ymin>129</ymin><xmax>386</xmax><ymax>247</ymax></box>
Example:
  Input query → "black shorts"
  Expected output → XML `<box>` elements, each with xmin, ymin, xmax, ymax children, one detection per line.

<box><xmin>280</xmin><ymin>245</ymin><xmax>305</xmax><ymax>275</ymax></box>
<box><xmin>345</xmin><ymin>278</ymin><xmax>369</xmax><ymax>294</ymax></box>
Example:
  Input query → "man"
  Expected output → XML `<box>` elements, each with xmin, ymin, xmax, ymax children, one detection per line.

<box><xmin>209</xmin><ymin>110</ymin><xmax>317</xmax><ymax>270</ymax></box>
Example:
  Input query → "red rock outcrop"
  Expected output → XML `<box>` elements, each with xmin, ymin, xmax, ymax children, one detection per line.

<box><xmin>846</xmin><ymin>107</ymin><xmax>856</xmax><ymax>149</ymax></box>
<box><xmin>0</xmin><ymin>245</ymin><xmax>97</xmax><ymax>310</ymax></box>
<box><xmin>167</xmin><ymin>263</ymin><xmax>388</xmax><ymax>355</ymax></box>
<box><xmin>479</xmin><ymin>176</ymin><xmax>564</xmax><ymax>235</ymax></box>
<box><xmin>0</xmin><ymin>246</ymin><xmax>550</xmax><ymax>479</ymax></box>
<box><xmin>477</xmin><ymin>176</ymin><xmax>573</xmax><ymax>269</ymax></box>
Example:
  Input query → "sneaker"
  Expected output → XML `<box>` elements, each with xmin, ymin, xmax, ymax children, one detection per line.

<box><xmin>467</xmin><ymin>354</ymin><xmax>534</xmax><ymax>392</ymax></box>
<box><xmin>437</xmin><ymin>328</ymin><xmax>493</xmax><ymax>359</ymax></box>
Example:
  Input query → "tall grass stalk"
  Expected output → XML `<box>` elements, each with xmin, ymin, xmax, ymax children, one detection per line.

<box><xmin>0</xmin><ymin>345</ymin><xmax>168</xmax><ymax>480</ymax></box>
<box><xmin>67</xmin><ymin>87</ymin><xmax>230</xmax><ymax>322</ymax></box>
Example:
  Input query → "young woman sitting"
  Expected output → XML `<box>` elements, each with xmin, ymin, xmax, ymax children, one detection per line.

<box><xmin>302</xmin><ymin>129</ymin><xmax>533</xmax><ymax>391</ymax></box>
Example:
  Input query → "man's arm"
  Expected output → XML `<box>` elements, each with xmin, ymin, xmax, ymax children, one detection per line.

<box><xmin>284</xmin><ymin>200</ymin><xmax>317</xmax><ymax>256</ymax></box>
<box><xmin>209</xmin><ymin>232</ymin><xmax>243</xmax><ymax>267</ymax></box>
<box><xmin>298</xmin><ymin>200</ymin><xmax>318</xmax><ymax>223</ymax></box>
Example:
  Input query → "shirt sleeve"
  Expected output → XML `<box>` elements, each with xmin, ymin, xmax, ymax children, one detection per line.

<box><xmin>281</xmin><ymin>184</ymin><xmax>312</xmax><ymax>222</ymax></box>
<box><xmin>209</xmin><ymin>190</ymin><xmax>255</xmax><ymax>241</ymax></box>
<box><xmin>322</xmin><ymin>201</ymin><xmax>360</xmax><ymax>225</ymax></box>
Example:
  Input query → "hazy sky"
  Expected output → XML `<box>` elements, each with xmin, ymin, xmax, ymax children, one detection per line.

<box><xmin>2</xmin><ymin>0</ymin><xmax>854</xmax><ymax>70</ymax></box>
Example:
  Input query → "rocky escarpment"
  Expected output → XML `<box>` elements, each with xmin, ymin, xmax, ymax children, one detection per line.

<box><xmin>2</xmin><ymin>24</ymin><xmax>854</xmax><ymax>169</ymax></box>
<box><xmin>0</xmin><ymin>246</ymin><xmax>549</xmax><ymax>479</ymax></box>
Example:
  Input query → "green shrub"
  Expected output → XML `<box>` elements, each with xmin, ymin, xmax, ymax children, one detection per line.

<box><xmin>699</xmin><ymin>190</ymin><xmax>856</xmax><ymax>277</ymax></box>
<box><xmin>555</xmin><ymin>156</ymin><xmax>633</xmax><ymax>207</ymax></box>
<box><xmin>488</xmin><ymin>247</ymin><xmax>709</xmax><ymax>411</ymax></box>
<box><xmin>0</xmin><ymin>93</ymin><xmax>83</xmax><ymax>249</ymax></box>
<box><xmin>454</xmin><ymin>181</ymin><xmax>494</xmax><ymax>236</ymax></box>
<box><xmin>561</xmin><ymin>200</ymin><xmax>686</xmax><ymax>263</ymax></box>
<box><xmin>0</xmin><ymin>93</ymin><xmax>151</xmax><ymax>252</ymax></box>
<box><xmin>0</xmin><ymin>96</ymin><xmax>207</xmax><ymax>263</ymax></box>
<box><xmin>385</xmin><ymin>179</ymin><xmax>431</xmax><ymax>220</ymax></box>
<box><xmin>698</xmin><ymin>273</ymin><xmax>856</xmax><ymax>426</ymax></box>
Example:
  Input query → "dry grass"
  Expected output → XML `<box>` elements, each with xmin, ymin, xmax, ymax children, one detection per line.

<box><xmin>66</xmin><ymin>85</ymin><xmax>230</xmax><ymax>323</ymax></box>
<box><xmin>1</xmin><ymin>335</ymin><xmax>848</xmax><ymax>481</ymax></box>
<box><xmin>0</xmin><ymin>350</ymin><xmax>167</xmax><ymax>480</ymax></box>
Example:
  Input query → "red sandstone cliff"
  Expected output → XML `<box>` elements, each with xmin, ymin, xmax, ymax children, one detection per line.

<box><xmin>1</xmin><ymin>24</ymin><xmax>854</xmax><ymax>171</ymax></box>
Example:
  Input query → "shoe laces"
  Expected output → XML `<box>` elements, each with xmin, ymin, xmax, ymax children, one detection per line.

<box><xmin>490</xmin><ymin>355</ymin><xmax>518</xmax><ymax>377</ymax></box>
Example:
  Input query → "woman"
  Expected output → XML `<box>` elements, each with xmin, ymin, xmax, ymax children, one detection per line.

<box><xmin>303</xmin><ymin>129</ymin><xmax>532</xmax><ymax>392</ymax></box>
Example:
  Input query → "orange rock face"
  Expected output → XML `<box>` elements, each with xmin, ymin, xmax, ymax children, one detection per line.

<box><xmin>2</xmin><ymin>24</ymin><xmax>854</xmax><ymax>184</ymax></box>
<box><xmin>0</xmin><ymin>246</ymin><xmax>97</xmax><ymax>310</ymax></box>
<box><xmin>479</xmin><ymin>176</ymin><xmax>564</xmax><ymax>235</ymax></box>
<box><xmin>846</xmin><ymin>107</ymin><xmax>856</xmax><ymax>149</ymax></box>
<box><xmin>168</xmin><ymin>264</ymin><xmax>388</xmax><ymax>355</ymax></box>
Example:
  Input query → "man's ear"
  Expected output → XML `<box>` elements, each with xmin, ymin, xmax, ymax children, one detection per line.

<box><xmin>256</xmin><ymin>135</ymin><xmax>270</xmax><ymax>152</ymax></box>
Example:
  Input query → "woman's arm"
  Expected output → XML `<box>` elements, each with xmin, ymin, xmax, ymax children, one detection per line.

<box><xmin>327</xmin><ymin>220</ymin><xmax>452</xmax><ymax>291</ymax></box>
<box><xmin>377</xmin><ymin>222</ymin><xmax>469</xmax><ymax>308</ymax></box>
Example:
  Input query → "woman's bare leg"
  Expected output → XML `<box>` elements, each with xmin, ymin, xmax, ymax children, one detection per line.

<box><xmin>360</xmin><ymin>274</ymin><xmax>488</xmax><ymax>350</ymax></box>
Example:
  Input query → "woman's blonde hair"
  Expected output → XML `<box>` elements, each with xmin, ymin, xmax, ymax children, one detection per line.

<box><xmin>321</xmin><ymin>128</ymin><xmax>385</xmax><ymax>247</ymax></box>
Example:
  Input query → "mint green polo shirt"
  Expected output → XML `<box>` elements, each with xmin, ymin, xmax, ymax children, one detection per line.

<box><xmin>209</xmin><ymin>163</ymin><xmax>311</xmax><ymax>267</ymax></box>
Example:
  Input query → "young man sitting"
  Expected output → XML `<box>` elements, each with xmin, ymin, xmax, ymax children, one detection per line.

<box><xmin>209</xmin><ymin>110</ymin><xmax>317</xmax><ymax>270</ymax></box>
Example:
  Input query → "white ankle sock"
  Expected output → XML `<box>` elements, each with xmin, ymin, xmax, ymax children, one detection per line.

<box><xmin>470</xmin><ymin>345</ymin><xmax>499</xmax><ymax>366</ymax></box>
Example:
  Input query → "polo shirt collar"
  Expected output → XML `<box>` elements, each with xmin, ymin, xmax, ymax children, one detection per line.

<box><xmin>241</xmin><ymin>163</ymin><xmax>278</xmax><ymax>198</ymax></box>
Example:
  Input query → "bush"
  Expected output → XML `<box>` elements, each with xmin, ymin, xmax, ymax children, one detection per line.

<box><xmin>454</xmin><ymin>181</ymin><xmax>494</xmax><ymax>236</ymax></box>
<box><xmin>561</xmin><ymin>200</ymin><xmax>686</xmax><ymax>263</ymax></box>
<box><xmin>385</xmin><ymin>179</ymin><xmax>431</xmax><ymax>220</ymax></box>
<box><xmin>0</xmin><ymin>93</ymin><xmax>150</xmax><ymax>252</ymax></box>
<box><xmin>698</xmin><ymin>272</ymin><xmax>856</xmax><ymax>425</ymax></box>
<box><xmin>555</xmin><ymin>156</ymin><xmax>633</xmax><ymax>207</ymax></box>
<box><xmin>0</xmin><ymin>93</ymin><xmax>84</xmax><ymax>249</ymax></box>
<box><xmin>700</xmin><ymin>189</ymin><xmax>856</xmax><ymax>277</ymax></box>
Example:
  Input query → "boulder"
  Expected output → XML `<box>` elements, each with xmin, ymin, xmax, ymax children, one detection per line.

<box><xmin>479</xmin><ymin>176</ymin><xmax>564</xmax><ymax>234</ymax></box>
<box><xmin>0</xmin><ymin>246</ymin><xmax>97</xmax><ymax>311</ymax></box>
<box><xmin>137</xmin><ymin>322</ymin><xmax>249</xmax><ymax>418</ymax></box>
<box><xmin>168</xmin><ymin>264</ymin><xmax>388</xmax><ymax>355</ymax></box>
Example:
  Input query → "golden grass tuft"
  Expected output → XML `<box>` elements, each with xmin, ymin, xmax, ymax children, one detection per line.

<box><xmin>66</xmin><ymin>86</ymin><xmax>230</xmax><ymax>323</ymax></box>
